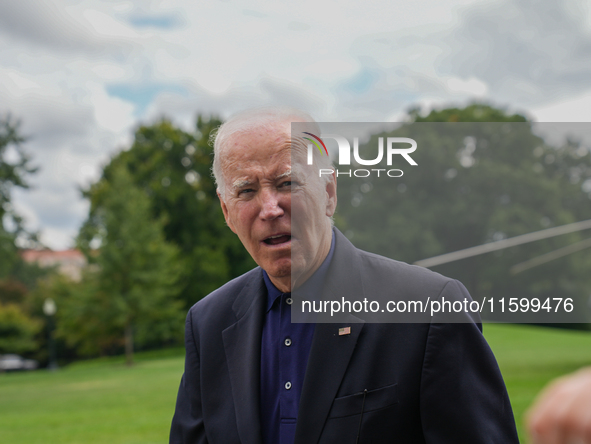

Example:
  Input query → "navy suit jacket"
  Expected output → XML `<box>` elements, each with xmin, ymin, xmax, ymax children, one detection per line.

<box><xmin>170</xmin><ymin>229</ymin><xmax>518</xmax><ymax>443</ymax></box>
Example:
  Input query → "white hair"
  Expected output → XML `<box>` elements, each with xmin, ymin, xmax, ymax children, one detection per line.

<box><xmin>210</xmin><ymin>106</ymin><xmax>333</xmax><ymax>199</ymax></box>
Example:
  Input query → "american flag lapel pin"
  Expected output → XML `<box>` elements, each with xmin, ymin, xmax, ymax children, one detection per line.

<box><xmin>339</xmin><ymin>326</ymin><xmax>351</xmax><ymax>336</ymax></box>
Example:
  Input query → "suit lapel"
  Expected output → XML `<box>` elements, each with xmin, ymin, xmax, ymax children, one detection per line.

<box><xmin>295</xmin><ymin>319</ymin><xmax>364</xmax><ymax>444</ymax></box>
<box><xmin>222</xmin><ymin>270</ymin><xmax>266</xmax><ymax>444</ymax></box>
<box><xmin>294</xmin><ymin>229</ymin><xmax>366</xmax><ymax>444</ymax></box>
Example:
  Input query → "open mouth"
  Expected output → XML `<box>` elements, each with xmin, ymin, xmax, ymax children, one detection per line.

<box><xmin>263</xmin><ymin>234</ymin><xmax>291</xmax><ymax>245</ymax></box>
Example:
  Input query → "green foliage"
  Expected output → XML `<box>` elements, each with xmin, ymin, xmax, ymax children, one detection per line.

<box><xmin>0</xmin><ymin>231</ymin><xmax>17</xmax><ymax>282</ymax></box>
<box><xmin>0</xmin><ymin>278</ymin><xmax>28</xmax><ymax>305</ymax></box>
<box><xmin>79</xmin><ymin>115</ymin><xmax>254</xmax><ymax>310</ymax></box>
<box><xmin>28</xmin><ymin>275</ymin><xmax>112</xmax><ymax>358</ymax></box>
<box><xmin>410</xmin><ymin>103</ymin><xmax>528</xmax><ymax>123</ymax></box>
<box><xmin>6</xmin><ymin>260</ymin><xmax>51</xmax><ymax>291</ymax></box>
<box><xmin>0</xmin><ymin>303</ymin><xmax>41</xmax><ymax>355</ymax></box>
<box><xmin>0</xmin><ymin>115</ymin><xmax>37</xmax><ymax>280</ymax></box>
<box><xmin>337</xmin><ymin>104</ymin><xmax>591</xmax><ymax>318</ymax></box>
<box><xmin>0</xmin><ymin>116</ymin><xmax>32</xmax><ymax>216</ymax></box>
<box><xmin>74</xmin><ymin>165</ymin><xmax>184</xmax><ymax>362</ymax></box>
<box><xmin>0</xmin><ymin>114</ymin><xmax>49</xmax><ymax>361</ymax></box>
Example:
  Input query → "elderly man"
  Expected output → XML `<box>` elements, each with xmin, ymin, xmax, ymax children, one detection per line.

<box><xmin>170</xmin><ymin>108</ymin><xmax>518</xmax><ymax>443</ymax></box>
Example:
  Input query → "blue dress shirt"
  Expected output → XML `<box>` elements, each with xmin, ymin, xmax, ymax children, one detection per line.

<box><xmin>260</xmin><ymin>232</ymin><xmax>335</xmax><ymax>444</ymax></box>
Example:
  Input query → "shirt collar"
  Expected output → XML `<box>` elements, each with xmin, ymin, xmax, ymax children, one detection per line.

<box><xmin>263</xmin><ymin>230</ymin><xmax>336</xmax><ymax>313</ymax></box>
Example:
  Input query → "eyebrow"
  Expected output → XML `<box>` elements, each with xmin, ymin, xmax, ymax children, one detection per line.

<box><xmin>231</xmin><ymin>169</ymin><xmax>292</xmax><ymax>191</ymax></box>
<box><xmin>276</xmin><ymin>169</ymin><xmax>291</xmax><ymax>180</ymax></box>
<box><xmin>232</xmin><ymin>179</ymin><xmax>252</xmax><ymax>189</ymax></box>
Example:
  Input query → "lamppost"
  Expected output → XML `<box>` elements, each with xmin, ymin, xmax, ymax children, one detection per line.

<box><xmin>43</xmin><ymin>298</ymin><xmax>58</xmax><ymax>371</ymax></box>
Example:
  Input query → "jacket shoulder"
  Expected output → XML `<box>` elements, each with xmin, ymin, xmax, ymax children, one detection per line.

<box><xmin>355</xmin><ymin>248</ymin><xmax>458</xmax><ymax>298</ymax></box>
<box><xmin>187</xmin><ymin>267</ymin><xmax>263</xmax><ymax>321</ymax></box>
<box><xmin>357</xmin><ymin>248</ymin><xmax>452</xmax><ymax>283</ymax></box>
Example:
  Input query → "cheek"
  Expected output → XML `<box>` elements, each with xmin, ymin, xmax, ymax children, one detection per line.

<box><xmin>231</xmin><ymin>205</ymin><xmax>258</xmax><ymax>234</ymax></box>
<box><xmin>280</xmin><ymin>193</ymin><xmax>292</xmax><ymax>211</ymax></box>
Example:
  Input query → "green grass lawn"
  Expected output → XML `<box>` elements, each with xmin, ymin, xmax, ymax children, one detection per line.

<box><xmin>0</xmin><ymin>349</ymin><xmax>185</xmax><ymax>444</ymax></box>
<box><xmin>1</xmin><ymin>325</ymin><xmax>591</xmax><ymax>443</ymax></box>
<box><xmin>484</xmin><ymin>323</ymin><xmax>591</xmax><ymax>442</ymax></box>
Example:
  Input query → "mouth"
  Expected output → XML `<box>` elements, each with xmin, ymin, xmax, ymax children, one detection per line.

<box><xmin>263</xmin><ymin>234</ymin><xmax>292</xmax><ymax>246</ymax></box>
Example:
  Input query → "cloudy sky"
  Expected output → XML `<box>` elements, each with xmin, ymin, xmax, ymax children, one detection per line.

<box><xmin>1</xmin><ymin>0</ymin><xmax>591</xmax><ymax>249</ymax></box>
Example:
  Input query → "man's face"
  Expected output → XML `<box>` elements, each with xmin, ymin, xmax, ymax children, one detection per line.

<box><xmin>218</xmin><ymin>120</ymin><xmax>336</xmax><ymax>292</ymax></box>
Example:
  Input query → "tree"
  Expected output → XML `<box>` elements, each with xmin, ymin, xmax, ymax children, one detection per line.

<box><xmin>0</xmin><ymin>303</ymin><xmax>41</xmax><ymax>355</ymax></box>
<box><xmin>336</xmin><ymin>104</ymin><xmax>591</xmax><ymax>321</ymax></box>
<box><xmin>80</xmin><ymin>116</ymin><xmax>255</xmax><ymax>310</ymax></box>
<box><xmin>0</xmin><ymin>115</ymin><xmax>37</xmax><ymax>279</ymax></box>
<box><xmin>0</xmin><ymin>279</ymin><xmax>27</xmax><ymax>305</ymax></box>
<box><xmin>0</xmin><ymin>115</ymin><xmax>47</xmax><ymax>359</ymax></box>
<box><xmin>75</xmin><ymin>164</ymin><xmax>184</xmax><ymax>364</ymax></box>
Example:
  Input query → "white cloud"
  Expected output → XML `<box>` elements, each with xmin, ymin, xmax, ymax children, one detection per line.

<box><xmin>4</xmin><ymin>70</ymin><xmax>43</xmax><ymax>92</ymax></box>
<box><xmin>90</xmin><ymin>64</ymin><xmax>128</xmax><ymax>80</ymax></box>
<box><xmin>89</xmin><ymin>83</ymin><xmax>136</xmax><ymax>132</ymax></box>
<box><xmin>0</xmin><ymin>0</ymin><xmax>100</xmax><ymax>52</ymax></box>
<box><xmin>440</xmin><ymin>0</ymin><xmax>591</xmax><ymax>106</ymax></box>
<box><xmin>531</xmin><ymin>92</ymin><xmax>591</xmax><ymax>122</ymax></box>
<box><xmin>2</xmin><ymin>0</ymin><xmax>591</xmax><ymax>249</ymax></box>
<box><xmin>82</xmin><ymin>9</ymin><xmax>140</xmax><ymax>39</ymax></box>
<box><xmin>445</xmin><ymin>76</ymin><xmax>489</xmax><ymax>97</ymax></box>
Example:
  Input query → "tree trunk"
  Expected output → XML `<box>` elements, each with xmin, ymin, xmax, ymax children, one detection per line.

<box><xmin>124</xmin><ymin>323</ymin><xmax>134</xmax><ymax>367</ymax></box>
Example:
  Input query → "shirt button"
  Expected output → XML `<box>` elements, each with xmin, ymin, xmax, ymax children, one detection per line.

<box><xmin>285</xmin><ymin>381</ymin><xmax>292</xmax><ymax>390</ymax></box>
<box><xmin>284</xmin><ymin>338</ymin><xmax>292</xmax><ymax>347</ymax></box>
<box><xmin>286</xmin><ymin>297</ymin><xmax>293</xmax><ymax>305</ymax></box>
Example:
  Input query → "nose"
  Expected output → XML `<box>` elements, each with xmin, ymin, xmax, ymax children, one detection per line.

<box><xmin>258</xmin><ymin>188</ymin><xmax>285</xmax><ymax>220</ymax></box>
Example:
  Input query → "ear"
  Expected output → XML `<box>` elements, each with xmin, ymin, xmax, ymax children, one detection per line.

<box><xmin>218</xmin><ymin>191</ymin><xmax>237</xmax><ymax>234</ymax></box>
<box><xmin>325</xmin><ymin>171</ymin><xmax>337</xmax><ymax>217</ymax></box>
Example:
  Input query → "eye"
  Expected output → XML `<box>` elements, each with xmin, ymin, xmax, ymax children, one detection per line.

<box><xmin>279</xmin><ymin>180</ymin><xmax>296</xmax><ymax>189</ymax></box>
<box><xmin>238</xmin><ymin>188</ymin><xmax>255</xmax><ymax>196</ymax></box>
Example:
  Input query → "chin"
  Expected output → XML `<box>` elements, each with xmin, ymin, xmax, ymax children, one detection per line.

<box><xmin>265</xmin><ymin>260</ymin><xmax>291</xmax><ymax>278</ymax></box>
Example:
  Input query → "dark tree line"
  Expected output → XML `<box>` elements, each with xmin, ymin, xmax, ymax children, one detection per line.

<box><xmin>336</xmin><ymin>104</ymin><xmax>591</xmax><ymax>324</ymax></box>
<box><xmin>4</xmin><ymin>103</ymin><xmax>591</xmax><ymax>365</ymax></box>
